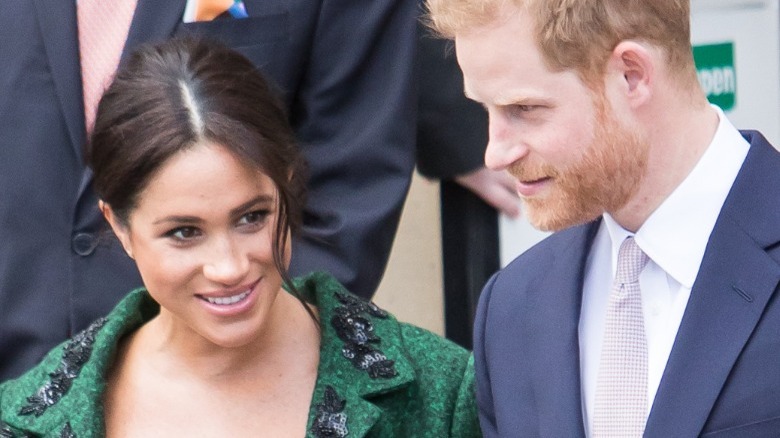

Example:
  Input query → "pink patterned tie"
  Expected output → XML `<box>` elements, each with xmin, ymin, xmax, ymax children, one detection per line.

<box><xmin>592</xmin><ymin>237</ymin><xmax>650</xmax><ymax>437</ymax></box>
<box><xmin>77</xmin><ymin>0</ymin><xmax>138</xmax><ymax>134</ymax></box>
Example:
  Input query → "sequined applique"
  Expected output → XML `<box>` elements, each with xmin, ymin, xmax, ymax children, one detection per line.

<box><xmin>311</xmin><ymin>386</ymin><xmax>348</xmax><ymax>438</ymax></box>
<box><xmin>19</xmin><ymin>318</ymin><xmax>107</xmax><ymax>417</ymax></box>
<box><xmin>331</xmin><ymin>292</ymin><xmax>397</xmax><ymax>379</ymax></box>
<box><xmin>59</xmin><ymin>423</ymin><xmax>75</xmax><ymax>438</ymax></box>
<box><xmin>0</xmin><ymin>423</ymin><xmax>15</xmax><ymax>438</ymax></box>
<box><xmin>0</xmin><ymin>422</ymin><xmax>36</xmax><ymax>438</ymax></box>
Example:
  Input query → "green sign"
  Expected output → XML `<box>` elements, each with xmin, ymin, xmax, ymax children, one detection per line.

<box><xmin>693</xmin><ymin>42</ymin><xmax>736</xmax><ymax>111</ymax></box>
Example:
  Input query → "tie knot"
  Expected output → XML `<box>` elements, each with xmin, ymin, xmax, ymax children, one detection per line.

<box><xmin>615</xmin><ymin>237</ymin><xmax>649</xmax><ymax>284</ymax></box>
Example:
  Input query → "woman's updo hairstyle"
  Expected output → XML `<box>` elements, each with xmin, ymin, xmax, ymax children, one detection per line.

<box><xmin>86</xmin><ymin>37</ymin><xmax>308</xmax><ymax>309</ymax></box>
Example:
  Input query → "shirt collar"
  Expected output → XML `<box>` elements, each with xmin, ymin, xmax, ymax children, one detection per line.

<box><xmin>604</xmin><ymin>105</ymin><xmax>749</xmax><ymax>288</ymax></box>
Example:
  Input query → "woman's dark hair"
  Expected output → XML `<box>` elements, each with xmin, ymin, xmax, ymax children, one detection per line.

<box><xmin>86</xmin><ymin>37</ymin><xmax>310</xmax><ymax>317</ymax></box>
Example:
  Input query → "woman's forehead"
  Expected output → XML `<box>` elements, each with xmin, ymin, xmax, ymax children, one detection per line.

<box><xmin>132</xmin><ymin>143</ymin><xmax>277</xmax><ymax>219</ymax></box>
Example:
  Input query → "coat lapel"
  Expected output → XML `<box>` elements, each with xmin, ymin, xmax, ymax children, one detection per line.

<box><xmin>31</xmin><ymin>0</ymin><xmax>85</xmax><ymax>163</ymax></box>
<box><xmin>1</xmin><ymin>291</ymin><xmax>152</xmax><ymax>437</ymax></box>
<box><xmin>306</xmin><ymin>274</ymin><xmax>415</xmax><ymax>437</ymax></box>
<box><xmin>531</xmin><ymin>223</ymin><xmax>599</xmax><ymax>437</ymax></box>
<box><xmin>644</xmin><ymin>131</ymin><xmax>780</xmax><ymax>437</ymax></box>
<box><xmin>310</xmin><ymin>345</ymin><xmax>414</xmax><ymax>438</ymax></box>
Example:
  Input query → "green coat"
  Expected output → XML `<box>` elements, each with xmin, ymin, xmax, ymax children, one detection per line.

<box><xmin>0</xmin><ymin>272</ymin><xmax>480</xmax><ymax>437</ymax></box>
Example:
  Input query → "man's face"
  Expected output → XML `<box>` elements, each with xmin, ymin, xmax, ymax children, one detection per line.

<box><xmin>456</xmin><ymin>6</ymin><xmax>648</xmax><ymax>231</ymax></box>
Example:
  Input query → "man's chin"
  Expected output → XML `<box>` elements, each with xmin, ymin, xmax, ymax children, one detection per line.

<box><xmin>522</xmin><ymin>200</ymin><xmax>602</xmax><ymax>232</ymax></box>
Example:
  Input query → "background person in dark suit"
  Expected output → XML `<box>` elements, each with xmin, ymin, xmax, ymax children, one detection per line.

<box><xmin>0</xmin><ymin>0</ymin><xmax>416</xmax><ymax>381</ymax></box>
<box><xmin>429</xmin><ymin>0</ymin><xmax>780</xmax><ymax>436</ymax></box>
<box><xmin>416</xmin><ymin>13</ymin><xmax>519</xmax><ymax>349</ymax></box>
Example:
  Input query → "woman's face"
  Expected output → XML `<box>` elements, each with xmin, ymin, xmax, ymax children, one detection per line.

<box><xmin>104</xmin><ymin>141</ymin><xmax>289</xmax><ymax>349</ymax></box>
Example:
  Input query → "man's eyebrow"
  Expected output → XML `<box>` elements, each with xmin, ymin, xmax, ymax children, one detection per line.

<box><xmin>464</xmin><ymin>86</ymin><xmax>547</xmax><ymax>107</ymax></box>
<box><xmin>493</xmin><ymin>90</ymin><xmax>538</xmax><ymax>106</ymax></box>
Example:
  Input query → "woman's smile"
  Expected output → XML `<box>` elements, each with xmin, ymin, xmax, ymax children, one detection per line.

<box><xmin>196</xmin><ymin>278</ymin><xmax>262</xmax><ymax>317</ymax></box>
<box><xmin>106</xmin><ymin>143</ymin><xmax>287</xmax><ymax>348</ymax></box>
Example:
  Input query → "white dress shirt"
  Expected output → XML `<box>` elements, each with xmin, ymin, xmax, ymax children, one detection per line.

<box><xmin>579</xmin><ymin>106</ymin><xmax>750</xmax><ymax>435</ymax></box>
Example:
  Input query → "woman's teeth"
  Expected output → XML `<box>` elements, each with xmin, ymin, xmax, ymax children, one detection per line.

<box><xmin>204</xmin><ymin>289</ymin><xmax>250</xmax><ymax>305</ymax></box>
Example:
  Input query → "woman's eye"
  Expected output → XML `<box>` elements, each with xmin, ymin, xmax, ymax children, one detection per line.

<box><xmin>165</xmin><ymin>226</ymin><xmax>201</xmax><ymax>241</ymax></box>
<box><xmin>238</xmin><ymin>210</ymin><xmax>269</xmax><ymax>227</ymax></box>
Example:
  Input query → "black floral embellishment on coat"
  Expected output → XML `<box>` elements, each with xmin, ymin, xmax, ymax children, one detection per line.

<box><xmin>19</xmin><ymin>318</ymin><xmax>107</xmax><ymax>417</ymax></box>
<box><xmin>59</xmin><ymin>423</ymin><xmax>75</xmax><ymax>438</ymax></box>
<box><xmin>0</xmin><ymin>422</ymin><xmax>36</xmax><ymax>438</ymax></box>
<box><xmin>311</xmin><ymin>386</ymin><xmax>348</xmax><ymax>437</ymax></box>
<box><xmin>341</xmin><ymin>343</ymin><xmax>398</xmax><ymax>379</ymax></box>
<box><xmin>0</xmin><ymin>423</ymin><xmax>15</xmax><ymax>438</ymax></box>
<box><xmin>335</xmin><ymin>292</ymin><xmax>388</xmax><ymax>319</ymax></box>
<box><xmin>332</xmin><ymin>292</ymin><xmax>397</xmax><ymax>378</ymax></box>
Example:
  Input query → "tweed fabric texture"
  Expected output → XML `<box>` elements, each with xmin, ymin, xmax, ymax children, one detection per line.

<box><xmin>0</xmin><ymin>272</ymin><xmax>480</xmax><ymax>437</ymax></box>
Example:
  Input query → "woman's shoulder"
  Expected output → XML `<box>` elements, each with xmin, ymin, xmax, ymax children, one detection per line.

<box><xmin>296</xmin><ymin>271</ymin><xmax>471</xmax><ymax>364</ymax></box>
<box><xmin>0</xmin><ymin>315</ymin><xmax>110</xmax><ymax>435</ymax></box>
<box><xmin>397</xmin><ymin>321</ymin><xmax>471</xmax><ymax>371</ymax></box>
<box><xmin>0</xmin><ymin>289</ymin><xmax>155</xmax><ymax>435</ymax></box>
<box><xmin>295</xmin><ymin>271</ymin><xmax>471</xmax><ymax>371</ymax></box>
<box><xmin>299</xmin><ymin>272</ymin><xmax>480</xmax><ymax>437</ymax></box>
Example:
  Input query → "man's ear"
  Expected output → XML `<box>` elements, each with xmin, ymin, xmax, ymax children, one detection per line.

<box><xmin>607</xmin><ymin>40</ymin><xmax>654</xmax><ymax>108</ymax></box>
<box><xmin>99</xmin><ymin>200</ymin><xmax>134</xmax><ymax>259</ymax></box>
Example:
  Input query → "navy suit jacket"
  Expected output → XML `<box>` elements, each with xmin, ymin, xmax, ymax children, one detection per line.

<box><xmin>474</xmin><ymin>131</ymin><xmax>780</xmax><ymax>437</ymax></box>
<box><xmin>0</xmin><ymin>0</ymin><xmax>416</xmax><ymax>380</ymax></box>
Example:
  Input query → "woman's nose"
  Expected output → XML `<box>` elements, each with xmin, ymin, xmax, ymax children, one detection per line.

<box><xmin>202</xmin><ymin>236</ymin><xmax>249</xmax><ymax>285</ymax></box>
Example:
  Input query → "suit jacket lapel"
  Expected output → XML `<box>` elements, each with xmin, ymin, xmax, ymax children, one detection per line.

<box><xmin>31</xmin><ymin>0</ymin><xmax>85</xmax><ymax>163</ymax></box>
<box><xmin>29</xmin><ymin>0</ymin><xmax>186</xmax><ymax>167</ymax></box>
<box><xmin>74</xmin><ymin>0</ymin><xmax>186</xmax><ymax>203</ymax></box>
<box><xmin>645</xmin><ymin>131</ymin><xmax>780</xmax><ymax>437</ymax></box>
<box><xmin>531</xmin><ymin>222</ymin><xmax>599</xmax><ymax>437</ymax></box>
<box><xmin>123</xmin><ymin>0</ymin><xmax>186</xmax><ymax>62</ymax></box>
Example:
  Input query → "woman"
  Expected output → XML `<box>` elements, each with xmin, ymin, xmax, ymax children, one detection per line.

<box><xmin>0</xmin><ymin>38</ymin><xmax>479</xmax><ymax>437</ymax></box>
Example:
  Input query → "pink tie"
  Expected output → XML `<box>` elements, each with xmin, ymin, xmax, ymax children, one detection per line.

<box><xmin>592</xmin><ymin>237</ymin><xmax>650</xmax><ymax>437</ymax></box>
<box><xmin>77</xmin><ymin>0</ymin><xmax>138</xmax><ymax>134</ymax></box>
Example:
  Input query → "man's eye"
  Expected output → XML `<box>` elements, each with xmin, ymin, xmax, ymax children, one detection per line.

<box><xmin>165</xmin><ymin>226</ymin><xmax>200</xmax><ymax>240</ymax></box>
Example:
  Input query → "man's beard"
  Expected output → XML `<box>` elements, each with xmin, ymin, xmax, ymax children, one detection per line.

<box><xmin>510</xmin><ymin>96</ymin><xmax>649</xmax><ymax>232</ymax></box>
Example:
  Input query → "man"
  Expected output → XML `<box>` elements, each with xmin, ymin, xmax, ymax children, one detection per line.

<box><xmin>0</xmin><ymin>0</ymin><xmax>416</xmax><ymax>380</ymax></box>
<box><xmin>416</xmin><ymin>10</ymin><xmax>519</xmax><ymax>347</ymax></box>
<box><xmin>428</xmin><ymin>0</ymin><xmax>780</xmax><ymax>436</ymax></box>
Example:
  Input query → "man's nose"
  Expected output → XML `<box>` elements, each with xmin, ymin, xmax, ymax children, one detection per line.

<box><xmin>484</xmin><ymin>112</ymin><xmax>528</xmax><ymax>171</ymax></box>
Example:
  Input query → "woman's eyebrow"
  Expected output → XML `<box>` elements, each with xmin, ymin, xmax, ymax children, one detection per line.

<box><xmin>152</xmin><ymin>195</ymin><xmax>275</xmax><ymax>226</ymax></box>
<box><xmin>229</xmin><ymin>195</ymin><xmax>275</xmax><ymax>217</ymax></box>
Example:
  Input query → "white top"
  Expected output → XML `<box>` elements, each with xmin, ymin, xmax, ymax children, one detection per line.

<box><xmin>579</xmin><ymin>106</ymin><xmax>750</xmax><ymax>435</ymax></box>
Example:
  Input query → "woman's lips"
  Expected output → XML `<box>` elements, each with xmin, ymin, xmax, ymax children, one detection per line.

<box><xmin>197</xmin><ymin>279</ymin><xmax>260</xmax><ymax>316</ymax></box>
<box><xmin>202</xmin><ymin>289</ymin><xmax>251</xmax><ymax>305</ymax></box>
